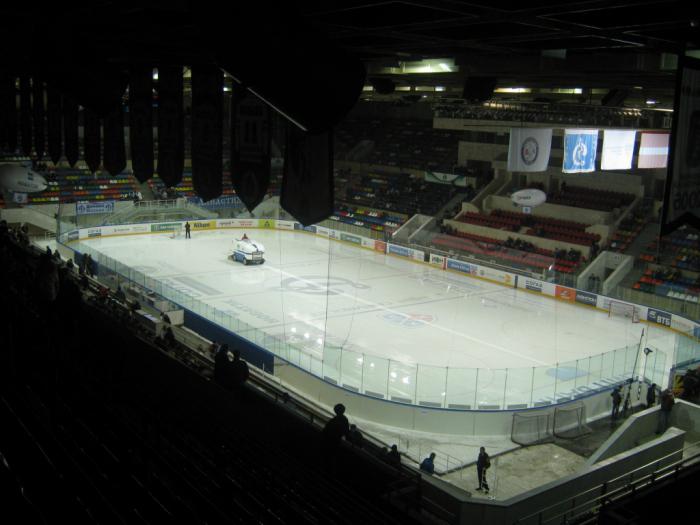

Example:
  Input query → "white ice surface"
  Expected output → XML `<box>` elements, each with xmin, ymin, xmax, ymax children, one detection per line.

<box><xmin>72</xmin><ymin>229</ymin><xmax>676</xmax><ymax>407</ymax></box>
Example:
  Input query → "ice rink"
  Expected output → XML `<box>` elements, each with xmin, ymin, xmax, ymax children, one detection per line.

<box><xmin>72</xmin><ymin>229</ymin><xmax>676</xmax><ymax>407</ymax></box>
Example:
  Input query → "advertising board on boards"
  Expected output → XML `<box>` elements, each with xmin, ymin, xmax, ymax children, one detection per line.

<box><xmin>647</xmin><ymin>308</ymin><xmax>672</xmax><ymax>327</ymax></box>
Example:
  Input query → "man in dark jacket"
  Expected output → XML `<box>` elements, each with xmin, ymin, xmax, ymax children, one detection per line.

<box><xmin>322</xmin><ymin>404</ymin><xmax>350</xmax><ymax>474</ymax></box>
<box><xmin>611</xmin><ymin>386</ymin><xmax>622</xmax><ymax>421</ymax></box>
<box><xmin>646</xmin><ymin>383</ymin><xmax>657</xmax><ymax>408</ymax></box>
<box><xmin>476</xmin><ymin>447</ymin><xmax>490</xmax><ymax>493</ymax></box>
<box><xmin>230</xmin><ymin>350</ymin><xmax>249</xmax><ymax>391</ymax></box>
<box><xmin>656</xmin><ymin>389</ymin><xmax>675</xmax><ymax>434</ymax></box>
<box><xmin>420</xmin><ymin>453</ymin><xmax>436</xmax><ymax>475</ymax></box>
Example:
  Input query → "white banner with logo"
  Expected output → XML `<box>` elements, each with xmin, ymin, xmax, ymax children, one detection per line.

<box><xmin>601</xmin><ymin>129</ymin><xmax>636</xmax><ymax>170</ymax></box>
<box><xmin>507</xmin><ymin>128</ymin><xmax>553</xmax><ymax>172</ymax></box>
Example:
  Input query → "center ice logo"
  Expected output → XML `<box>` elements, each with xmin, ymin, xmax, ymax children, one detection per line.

<box><xmin>381</xmin><ymin>313</ymin><xmax>435</xmax><ymax>328</ymax></box>
<box><xmin>281</xmin><ymin>276</ymin><xmax>370</xmax><ymax>295</ymax></box>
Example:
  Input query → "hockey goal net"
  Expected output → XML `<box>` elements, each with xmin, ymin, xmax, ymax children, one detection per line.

<box><xmin>511</xmin><ymin>412</ymin><xmax>554</xmax><ymax>446</ymax></box>
<box><xmin>608</xmin><ymin>300</ymin><xmax>640</xmax><ymax>323</ymax></box>
<box><xmin>168</xmin><ymin>224</ymin><xmax>184</xmax><ymax>239</ymax></box>
<box><xmin>553</xmin><ymin>403</ymin><xmax>591</xmax><ymax>439</ymax></box>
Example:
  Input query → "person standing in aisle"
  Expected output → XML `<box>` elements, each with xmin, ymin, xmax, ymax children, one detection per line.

<box><xmin>611</xmin><ymin>386</ymin><xmax>622</xmax><ymax>421</ymax></box>
<box><xmin>656</xmin><ymin>389</ymin><xmax>675</xmax><ymax>434</ymax></box>
<box><xmin>646</xmin><ymin>383</ymin><xmax>658</xmax><ymax>408</ymax></box>
<box><xmin>476</xmin><ymin>447</ymin><xmax>490</xmax><ymax>494</ymax></box>
<box><xmin>185</xmin><ymin>221</ymin><xmax>191</xmax><ymax>239</ymax></box>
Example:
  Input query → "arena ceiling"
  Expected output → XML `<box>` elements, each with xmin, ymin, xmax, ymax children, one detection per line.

<box><xmin>300</xmin><ymin>0</ymin><xmax>700</xmax><ymax>107</ymax></box>
<box><xmin>1</xmin><ymin>1</ymin><xmax>698</xmax><ymax>112</ymax></box>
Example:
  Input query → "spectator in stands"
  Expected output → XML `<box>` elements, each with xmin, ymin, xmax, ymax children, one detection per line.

<box><xmin>647</xmin><ymin>383</ymin><xmax>658</xmax><ymax>408</ymax></box>
<box><xmin>209</xmin><ymin>340</ymin><xmax>219</xmax><ymax>359</ymax></box>
<box><xmin>476</xmin><ymin>447</ymin><xmax>490</xmax><ymax>493</ymax></box>
<box><xmin>160</xmin><ymin>311</ymin><xmax>171</xmax><ymax>324</ymax></box>
<box><xmin>84</xmin><ymin>253</ymin><xmax>95</xmax><ymax>277</ymax></box>
<box><xmin>420</xmin><ymin>453</ymin><xmax>436</xmax><ymax>475</ymax></box>
<box><xmin>347</xmin><ymin>424</ymin><xmax>363</xmax><ymax>448</ymax></box>
<box><xmin>611</xmin><ymin>386</ymin><xmax>622</xmax><ymax>421</ymax></box>
<box><xmin>681</xmin><ymin>369</ymin><xmax>699</xmax><ymax>400</ymax></box>
<box><xmin>115</xmin><ymin>285</ymin><xmax>126</xmax><ymax>302</ymax></box>
<box><xmin>163</xmin><ymin>325</ymin><xmax>175</xmax><ymax>347</ymax></box>
<box><xmin>387</xmin><ymin>444</ymin><xmax>401</xmax><ymax>468</ymax></box>
<box><xmin>129</xmin><ymin>299</ymin><xmax>141</xmax><ymax>315</ymax></box>
<box><xmin>214</xmin><ymin>343</ymin><xmax>230</xmax><ymax>388</ymax></box>
<box><xmin>322</xmin><ymin>403</ymin><xmax>350</xmax><ymax>473</ymax></box>
<box><xmin>185</xmin><ymin>221</ymin><xmax>191</xmax><ymax>239</ymax></box>
<box><xmin>656</xmin><ymin>389</ymin><xmax>675</xmax><ymax>434</ymax></box>
<box><xmin>230</xmin><ymin>349</ymin><xmax>249</xmax><ymax>392</ymax></box>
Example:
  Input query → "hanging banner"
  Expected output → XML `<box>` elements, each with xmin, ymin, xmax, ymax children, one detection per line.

<box><xmin>157</xmin><ymin>65</ymin><xmax>184</xmax><ymax>188</ymax></box>
<box><xmin>62</xmin><ymin>95</ymin><xmax>79</xmax><ymax>167</ymax></box>
<box><xmin>638</xmin><ymin>132</ymin><xmax>669</xmax><ymax>169</ymax></box>
<box><xmin>601</xmin><ymin>129</ymin><xmax>636</xmax><ymax>170</ymax></box>
<box><xmin>32</xmin><ymin>78</ymin><xmax>45</xmax><ymax>160</ymax></box>
<box><xmin>662</xmin><ymin>55</ymin><xmax>700</xmax><ymax>233</ymax></box>
<box><xmin>563</xmin><ymin>129</ymin><xmax>598</xmax><ymax>173</ymax></box>
<box><xmin>103</xmin><ymin>106</ymin><xmax>126</xmax><ymax>176</ymax></box>
<box><xmin>231</xmin><ymin>86</ymin><xmax>271</xmax><ymax>212</ymax></box>
<box><xmin>84</xmin><ymin>108</ymin><xmax>101</xmax><ymax>172</ymax></box>
<box><xmin>281</xmin><ymin>126</ymin><xmax>333</xmax><ymax>226</ymax></box>
<box><xmin>19</xmin><ymin>75</ymin><xmax>31</xmax><ymax>156</ymax></box>
<box><xmin>46</xmin><ymin>83</ymin><xmax>62</xmax><ymax>165</ymax></box>
<box><xmin>190</xmin><ymin>65</ymin><xmax>222</xmax><ymax>201</ymax></box>
<box><xmin>507</xmin><ymin>128</ymin><xmax>552</xmax><ymax>172</ymax></box>
<box><xmin>129</xmin><ymin>65</ymin><xmax>154</xmax><ymax>183</ymax></box>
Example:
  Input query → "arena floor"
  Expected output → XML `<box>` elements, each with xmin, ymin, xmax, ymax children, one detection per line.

<box><xmin>70</xmin><ymin>229</ymin><xmax>675</xmax><ymax>408</ymax></box>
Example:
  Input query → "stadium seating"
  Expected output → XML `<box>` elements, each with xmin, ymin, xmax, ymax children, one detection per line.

<box><xmin>148</xmin><ymin>171</ymin><xmax>237</xmax><ymax>199</ymax></box>
<box><xmin>335</xmin><ymin>119</ymin><xmax>463</xmax><ymax>173</ymax></box>
<box><xmin>608</xmin><ymin>209</ymin><xmax>649</xmax><ymax>253</ymax></box>
<box><xmin>433</xmin><ymin>229</ymin><xmax>583</xmax><ymax>274</ymax></box>
<box><xmin>632</xmin><ymin>266</ymin><xmax>700</xmax><ymax>303</ymax></box>
<box><xmin>632</xmin><ymin>227</ymin><xmax>700</xmax><ymax>304</ymax></box>
<box><xmin>339</xmin><ymin>171</ymin><xmax>459</xmax><ymax>217</ymax></box>
<box><xmin>547</xmin><ymin>184</ymin><xmax>635</xmax><ymax>212</ymax></box>
<box><xmin>331</xmin><ymin>203</ymin><xmax>404</xmax><ymax>233</ymax></box>
<box><xmin>26</xmin><ymin>167</ymin><xmax>141</xmax><ymax>204</ymax></box>
<box><xmin>456</xmin><ymin>209</ymin><xmax>600</xmax><ymax>247</ymax></box>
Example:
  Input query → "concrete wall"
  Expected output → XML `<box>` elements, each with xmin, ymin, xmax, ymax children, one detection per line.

<box><xmin>602</xmin><ymin>253</ymin><xmax>634</xmax><ymax>295</ymax></box>
<box><xmin>587</xmin><ymin>400</ymin><xmax>663</xmax><ymax>465</ymax></box>
<box><xmin>1</xmin><ymin>207</ymin><xmax>57</xmax><ymax>232</ymax></box>
<box><xmin>668</xmin><ymin>399</ymin><xmax>700</xmax><ymax>435</ymax></box>
<box><xmin>467</xmin><ymin>170</ymin><xmax>508</xmax><ymax>212</ymax></box>
<box><xmin>458</xmin><ymin>141</ymin><xmax>507</xmax><ymax>164</ymax></box>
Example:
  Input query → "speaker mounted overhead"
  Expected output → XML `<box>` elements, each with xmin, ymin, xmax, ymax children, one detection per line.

<box><xmin>370</xmin><ymin>77</ymin><xmax>395</xmax><ymax>95</ymax></box>
<box><xmin>462</xmin><ymin>77</ymin><xmax>496</xmax><ymax>103</ymax></box>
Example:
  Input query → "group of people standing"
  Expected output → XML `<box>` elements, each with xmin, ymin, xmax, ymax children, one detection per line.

<box><xmin>611</xmin><ymin>382</ymin><xmax>675</xmax><ymax>434</ymax></box>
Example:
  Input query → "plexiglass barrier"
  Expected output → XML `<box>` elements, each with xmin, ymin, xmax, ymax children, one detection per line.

<box><xmin>55</xmin><ymin>209</ymin><xmax>698</xmax><ymax>412</ymax></box>
<box><xmin>58</xmin><ymin>236</ymin><xmax>688</xmax><ymax>411</ymax></box>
